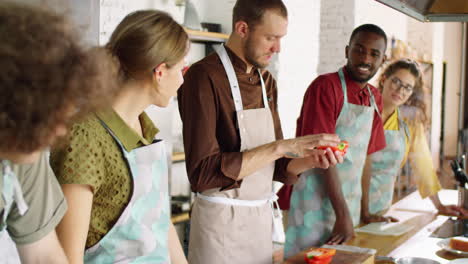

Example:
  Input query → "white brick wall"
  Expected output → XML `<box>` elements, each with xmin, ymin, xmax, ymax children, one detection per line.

<box><xmin>317</xmin><ymin>0</ymin><xmax>355</xmax><ymax>75</ymax></box>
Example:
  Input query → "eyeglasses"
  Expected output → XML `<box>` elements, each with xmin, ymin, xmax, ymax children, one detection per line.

<box><xmin>390</xmin><ymin>77</ymin><xmax>414</xmax><ymax>95</ymax></box>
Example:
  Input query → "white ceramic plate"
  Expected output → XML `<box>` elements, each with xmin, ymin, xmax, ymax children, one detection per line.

<box><xmin>449</xmin><ymin>259</ymin><xmax>468</xmax><ymax>264</ymax></box>
<box><xmin>437</xmin><ymin>237</ymin><xmax>468</xmax><ymax>257</ymax></box>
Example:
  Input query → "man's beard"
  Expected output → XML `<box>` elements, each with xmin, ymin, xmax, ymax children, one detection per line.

<box><xmin>243</xmin><ymin>37</ymin><xmax>269</xmax><ymax>69</ymax></box>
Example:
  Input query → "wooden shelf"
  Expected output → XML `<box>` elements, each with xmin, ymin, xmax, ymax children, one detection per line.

<box><xmin>185</xmin><ymin>28</ymin><xmax>229</xmax><ymax>43</ymax></box>
<box><xmin>171</xmin><ymin>152</ymin><xmax>185</xmax><ymax>162</ymax></box>
<box><xmin>171</xmin><ymin>212</ymin><xmax>190</xmax><ymax>224</ymax></box>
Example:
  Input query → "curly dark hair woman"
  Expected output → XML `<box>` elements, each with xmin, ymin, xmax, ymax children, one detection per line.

<box><xmin>0</xmin><ymin>2</ymin><xmax>119</xmax><ymax>263</ymax></box>
<box><xmin>0</xmin><ymin>2</ymin><xmax>118</xmax><ymax>156</ymax></box>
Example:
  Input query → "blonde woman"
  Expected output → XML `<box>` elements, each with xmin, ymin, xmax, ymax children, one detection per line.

<box><xmin>361</xmin><ymin>59</ymin><xmax>468</xmax><ymax>223</ymax></box>
<box><xmin>51</xmin><ymin>10</ymin><xmax>189</xmax><ymax>263</ymax></box>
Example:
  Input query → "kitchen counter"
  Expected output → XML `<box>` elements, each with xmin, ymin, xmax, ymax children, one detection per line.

<box><xmin>285</xmin><ymin>189</ymin><xmax>466</xmax><ymax>264</ymax></box>
<box><xmin>361</xmin><ymin>189</ymin><xmax>463</xmax><ymax>263</ymax></box>
<box><xmin>349</xmin><ymin>189</ymin><xmax>439</xmax><ymax>256</ymax></box>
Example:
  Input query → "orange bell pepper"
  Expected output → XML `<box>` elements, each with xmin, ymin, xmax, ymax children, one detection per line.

<box><xmin>316</xmin><ymin>140</ymin><xmax>349</xmax><ymax>155</ymax></box>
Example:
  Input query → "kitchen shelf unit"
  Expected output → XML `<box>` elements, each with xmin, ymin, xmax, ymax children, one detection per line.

<box><xmin>170</xmin><ymin>29</ymin><xmax>229</xmax><ymax>226</ymax></box>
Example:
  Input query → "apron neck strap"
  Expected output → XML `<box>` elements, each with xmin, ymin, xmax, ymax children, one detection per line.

<box><xmin>339</xmin><ymin>67</ymin><xmax>381</xmax><ymax>117</ymax></box>
<box><xmin>1</xmin><ymin>160</ymin><xmax>10</xmax><ymax>225</ymax></box>
<box><xmin>258</xmin><ymin>69</ymin><xmax>269</xmax><ymax>109</ymax></box>
<box><xmin>96</xmin><ymin>117</ymin><xmax>129</xmax><ymax>156</ymax></box>
<box><xmin>216</xmin><ymin>44</ymin><xmax>269</xmax><ymax>111</ymax></box>
<box><xmin>367</xmin><ymin>85</ymin><xmax>381</xmax><ymax>118</ymax></box>
<box><xmin>338</xmin><ymin>68</ymin><xmax>349</xmax><ymax>103</ymax></box>
<box><xmin>396</xmin><ymin>108</ymin><xmax>410</xmax><ymax>139</ymax></box>
<box><xmin>1</xmin><ymin>160</ymin><xmax>28</xmax><ymax>219</ymax></box>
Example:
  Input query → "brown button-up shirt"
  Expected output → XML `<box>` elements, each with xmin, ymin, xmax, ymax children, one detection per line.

<box><xmin>178</xmin><ymin>46</ymin><xmax>295</xmax><ymax>192</ymax></box>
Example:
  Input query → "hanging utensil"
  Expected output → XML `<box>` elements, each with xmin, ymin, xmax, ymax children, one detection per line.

<box><xmin>460</xmin><ymin>154</ymin><xmax>466</xmax><ymax>170</ymax></box>
<box><xmin>459</xmin><ymin>156</ymin><xmax>468</xmax><ymax>187</ymax></box>
<box><xmin>462</xmin><ymin>154</ymin><xmax>468</xmax><ymax>172</ymax></box>
<box><xmin>452</xmin><ymin>160</ymin><xmax>466</xmax><ymax>187</ymax></box>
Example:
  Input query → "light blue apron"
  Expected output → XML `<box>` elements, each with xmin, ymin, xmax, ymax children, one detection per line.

<box><xmin>1</xmin><ymin>160</ymin><xmax>29</xmax><ymax>232</ymax></box>
<box><xmin>0</xmin><ymin>160</ymin><xmax>28</xmax><ymax>264</ymax></box>
<box><xmin>84</xmin><ymin>120</ymin><xmax>171</xmax><ymax>264</ymax></box>
<box><xmin>368</xmin><ymin>110</ymin><xmax>409</xmax><ymax>215</ymax></box>
<box><xmin>284</xmin><ymin>68</ymin><xmax>379</xmax><ymax>257</ymax></box>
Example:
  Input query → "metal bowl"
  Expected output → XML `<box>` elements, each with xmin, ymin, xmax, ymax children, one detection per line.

<box><xmin>396</xmin><ymin>257</ymin><xmax>440</xmax><ymax>264</ymax></box>
<box><xmin>376</xmin><ymin>256</ymin><xmax>441</xmax><ymax>264</ymax></box>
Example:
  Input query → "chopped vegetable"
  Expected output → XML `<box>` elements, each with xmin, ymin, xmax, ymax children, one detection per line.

<box><xmin>304</xmin><ymin>248</ymin><xmax>336</xmax><ymax>264</ymax></box>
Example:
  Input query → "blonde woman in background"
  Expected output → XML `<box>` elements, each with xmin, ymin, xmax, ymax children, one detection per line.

<box><xmin>361</xmin><ymin>59</ymin><xmax>468</xmax><ymax>223</ymax></box>
<box><xmin>51</xmin><ymin>10</ymin><xmax>189</xmax><ymax>264</ymax></box>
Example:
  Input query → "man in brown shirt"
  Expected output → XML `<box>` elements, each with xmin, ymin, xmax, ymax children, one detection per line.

<box><xmin>178</xmin><ymin>0</ymin><xmax>343</xmax><ymax>263</ymax></box>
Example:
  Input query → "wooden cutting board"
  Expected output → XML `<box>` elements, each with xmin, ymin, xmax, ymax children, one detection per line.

<box><xmin>284</xmin><ymin>248</ymin><xmax>374</xmax><ymax>264</ymax></box>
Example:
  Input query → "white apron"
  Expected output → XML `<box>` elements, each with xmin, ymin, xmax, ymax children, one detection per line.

<box><xmin>284</xmin><ymin>68</ymin><xmax>379</xmax><ymax>257</ymax></box>
<box><xmin>188</xmin><ymin>45</ymin><xmax>283</xmax><ymax>264</ymax></box>
<box><xmin>84</xmin><ymin>120</ymin><xmax>171</xmax><ymax>263</ymax></box>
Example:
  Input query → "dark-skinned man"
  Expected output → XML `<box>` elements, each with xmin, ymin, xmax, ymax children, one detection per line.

<box><xmin>280</xmin><ymin>24</ymin><xmax>388</xmax><ymax>257</ymax></box>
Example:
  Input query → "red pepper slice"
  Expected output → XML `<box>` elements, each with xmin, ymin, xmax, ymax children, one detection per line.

<box><xmin>304</xmin><ymin>248</ymin><xmax>336</xmax><ymax>264</ymax></box>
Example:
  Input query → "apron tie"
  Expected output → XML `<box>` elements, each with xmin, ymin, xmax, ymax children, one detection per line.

<box><xmin>268</xmin><ymin>193</ymin><xmax>286</xmax><ymax>243</ymax></box>
<box><xmin>2</xmin><ymin>160</ymin><xmax>28</xmax><ymax>216</ymax></box>
<box><xmin>197</xmin><ymin>192</ymin><xmax>286</xmax><ymax>243</ymax></box>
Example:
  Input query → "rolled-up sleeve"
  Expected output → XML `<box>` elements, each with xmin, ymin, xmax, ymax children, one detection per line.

<box><xmin>7</xmin><ymin>152</ymin><xmax>67</xmax><ymax>245</ymax></box>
